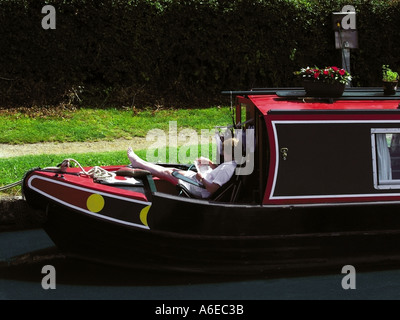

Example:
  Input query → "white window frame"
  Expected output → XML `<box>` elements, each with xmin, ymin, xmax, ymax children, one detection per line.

<box><xmin>371</xmin><ymin>128</ymin><xmax>400</xmax><ymax>190</ymax></box>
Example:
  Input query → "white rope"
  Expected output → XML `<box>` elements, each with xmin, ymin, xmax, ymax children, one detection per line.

<box><xmin>1</xmin><ymin>159</ymin><xmax>115</xmax><ymax>193</ymax></box>
<box><xmin>86</xmin><ymin>166</ymin><xmax>115</xmax><ymax>181</ymax></box>
<box><xmin>54</xmin><ymin>158</ymin><xmax>116</xmax><ymax>181</ymax></box>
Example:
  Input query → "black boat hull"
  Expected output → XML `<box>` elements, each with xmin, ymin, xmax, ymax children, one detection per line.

<box><xmin>41</xmin><ymin>197</ymin><xmax>400</xmax><ymax>275</ymax></box>
<box><xmin>22</xmin><ymin>168</ymin><xmax>400</xmax><ymax>274</ymax></box>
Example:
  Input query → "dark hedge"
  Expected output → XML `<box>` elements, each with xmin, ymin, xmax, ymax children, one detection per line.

<box><xmin>0</xmin><ymin>0</ymin><xmax>399</xmax><ymax>108</ymax></box>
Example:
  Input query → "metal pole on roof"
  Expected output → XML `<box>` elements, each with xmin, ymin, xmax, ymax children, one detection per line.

<box><xmin>332</xmin><ymin>6</ymin><xmax>358</xmax><ymax>88</ymax></box>
<box><xmin>342</xmin><ymin>41</ymin><xmax>351</xmax><ymax>86</ymax></box>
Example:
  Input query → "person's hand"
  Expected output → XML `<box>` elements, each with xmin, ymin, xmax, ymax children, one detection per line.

<box><xmin>196</xmin><ymin>156</ymin><xmax>212</xmax><ymax>165</ymax></box>
<box><xmin>196</xmin><ymin>172</ymin><xmax>205</xmax><ymax>184</ymax></box>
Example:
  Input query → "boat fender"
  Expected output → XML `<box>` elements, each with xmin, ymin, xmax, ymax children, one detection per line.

<box><xmin>116</xmin><ymin>168</ymin><xmax>151</xmax><ymax>178</ymax></box>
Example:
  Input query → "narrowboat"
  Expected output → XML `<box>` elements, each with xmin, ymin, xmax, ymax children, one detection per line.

<box><xmin>22</xmin><ymin>87</ymin><xmax>400</xmax><ymax>274</ymax></box>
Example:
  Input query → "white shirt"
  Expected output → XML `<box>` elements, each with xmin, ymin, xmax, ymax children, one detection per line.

<box><xmin>181</xmin><ymin>161</ymin><xmax>237</xmax><ymax>199</ymax></box>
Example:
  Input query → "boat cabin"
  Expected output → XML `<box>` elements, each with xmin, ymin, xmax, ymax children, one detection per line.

<box><xmin>227</xmin><ymin>88</ymin><xmax>400</xmax><ymax>206</ymax></box>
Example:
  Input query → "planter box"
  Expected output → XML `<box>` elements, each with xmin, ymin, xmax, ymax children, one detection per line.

<box><xmin>383</xmin><ymin>81</ymin><xmax>398</xmax><ymax>95</ymax></box>
<box><xmin>303</xmin><ymin>80</ymin><xmax>345</xmax><ymax>97</ymax></box>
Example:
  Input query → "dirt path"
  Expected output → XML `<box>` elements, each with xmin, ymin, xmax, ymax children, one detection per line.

<box><xmin>0</xmin><ymin>137</ymin><xmax>152</xmax><ymax>158</ymax></box>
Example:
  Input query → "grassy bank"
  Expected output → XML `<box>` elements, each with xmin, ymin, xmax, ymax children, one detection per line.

<box><xmin>0</xmin><ymin>150</ymin><xmax>133</xmax><ymax>196</ymax></box>
<box><xmin>0</xmin><ymin>106</ymin><xmax>232</xmax><ymax>144</ymax></box>
<box><xmin>1</xmin><ymin>106</ymin><xmax>229</xmax><ymax>195</ymax></box>
<box><xmin>0</xmin><ymin>145</ymin><xmax>216</xmax><ymax>197</ymax></box>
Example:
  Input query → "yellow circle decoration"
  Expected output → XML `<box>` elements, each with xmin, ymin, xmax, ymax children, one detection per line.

<box><xmin>139</xmin><ymin>205</ymin><xmax>151</xmax><ymax>226</ymax></box>
<box><xmin>86</xmin><ymin>194</ymin><xmax>105</xmax><ymax>213</ymax></box>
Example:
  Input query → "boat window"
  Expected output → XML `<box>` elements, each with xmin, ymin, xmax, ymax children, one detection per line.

<box><xmin>371</xmin><ymin>128</ymin><xmax>400</xmax><ymax>189</ymax></box>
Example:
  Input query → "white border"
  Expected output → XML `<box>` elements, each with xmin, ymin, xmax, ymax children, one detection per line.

<box><xmin>269</xmin><ymin>120</ymin><xmax>400</xmax><ymax>201</ymax></box>
<box><xmin>371</xmin><ymin>128</ymin><xmax>400</xmax><ymax>190</ymax></box>
<box><xmin>28</xmin><ymin>175</ymin><xmax>151</xmax><ymax>229</ymax></box>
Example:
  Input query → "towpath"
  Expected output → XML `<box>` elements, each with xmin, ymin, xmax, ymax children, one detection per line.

<box><xmin>0</xmin><ymin>137</ymin><xmax>151</xmax><ymax>158</ymax></box>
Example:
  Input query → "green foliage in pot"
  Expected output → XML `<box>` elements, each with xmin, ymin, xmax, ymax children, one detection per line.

<box><xmin>382</xmin><ymin>65</ymin><xmax>399</xmax><ymax>82</ymax></box>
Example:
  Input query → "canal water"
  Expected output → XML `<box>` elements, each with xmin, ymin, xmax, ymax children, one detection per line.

<box><xmin>1</xmin><ymin>228</ymin><xmax>400</xmax><ymax>301</ymax></box>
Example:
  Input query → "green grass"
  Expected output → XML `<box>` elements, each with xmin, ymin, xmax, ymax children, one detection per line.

<box><xmin>0</xmin><ymin>144</ymin><xmax>216</xmax><ymax>196</ymax></box>
<box><xmin>1</xmin><ymin>104</ymin><xmax>226</xmax><ymax>196</ymax></box>
<box><xmin>0</xmin><ymin>106</ymin><xmax>233</xmax><ymax>144</ymax></box>
<box><xmin>1</xmin><ymin>150</ymin><xmax>124</xmax><ymax>181</ymax></box>
<box><xmin>0</xmin><ymin>151</ymin><xmax>127</xmax><ymax>197</ymax></box>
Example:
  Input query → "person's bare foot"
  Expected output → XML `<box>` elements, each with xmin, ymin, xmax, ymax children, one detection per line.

<box><xmin>127</xmin><ymin>147</ymin><xmax>140</xmax><ymax>166</ymax></box>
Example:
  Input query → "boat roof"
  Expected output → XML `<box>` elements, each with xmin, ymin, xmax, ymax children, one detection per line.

<box><xmin>226</xmin><ymin>88</ymin><xmax>400</xmax><ymax>115</ymax></box>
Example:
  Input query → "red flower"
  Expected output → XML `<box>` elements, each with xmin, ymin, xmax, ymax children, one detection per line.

<box><xmin>294</xmin><ymin>65</ymin><xmax>351</xmax><ymax>84</ymax></box>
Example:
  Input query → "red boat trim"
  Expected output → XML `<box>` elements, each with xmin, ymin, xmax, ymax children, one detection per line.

<box><xmin>27</xmin><ymin>174</ymin><xmax>151</xmax><ymax>229</ymax></box>
<box><xmin>249</xmin><ymin>94</ymin><xmax>400</xmax><ymax>114</ymax></box>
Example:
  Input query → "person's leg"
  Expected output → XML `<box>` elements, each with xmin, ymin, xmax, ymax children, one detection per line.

<box><xmin>127</xmin><ymin>147</ymin><xmax>179</xmax><ymax>184</ymax></box>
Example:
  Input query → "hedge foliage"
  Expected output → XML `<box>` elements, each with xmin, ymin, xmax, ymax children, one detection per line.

<box><xmin>1</xmin><ymin>0</ymin><xmax>400</xmax><ymax>108</ymax></box>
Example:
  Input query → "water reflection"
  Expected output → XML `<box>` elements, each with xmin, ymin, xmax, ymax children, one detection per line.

<box><xmin>2</xmin><ymin>229</ymin><xmax>400</xmax><ymax>300</ymax></box>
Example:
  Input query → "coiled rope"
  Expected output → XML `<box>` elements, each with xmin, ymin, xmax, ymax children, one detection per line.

<box><xmin>1</xmin><ymin>158</ymin><xmax>115</xmax><ymax>192</ymax></box>
<box><xmin>46</xmin><ymin>158</ymin><xmax>115</xmax><ymax>181</ymax></box>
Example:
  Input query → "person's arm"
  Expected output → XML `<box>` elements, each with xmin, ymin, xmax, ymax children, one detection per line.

<box><xmin>196</xmin><ymin>156</ymin><xmax>218</xmax><ymax>169</ymax></box>
<box><xmin>196</xmin><ymin>172</ymin><xmax>220</xmax><ymax>194</ymax></box>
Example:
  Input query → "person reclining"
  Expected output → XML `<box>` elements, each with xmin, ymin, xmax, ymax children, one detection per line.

<box><xmin>127</xmin><ymin>138</ymin><xmax>238</xmax><ymax>199</ymax></box>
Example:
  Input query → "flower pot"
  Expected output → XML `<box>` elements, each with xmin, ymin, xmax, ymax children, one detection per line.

<box><xmin>303</xmin><ymin>80</ymin><xmax>345</xmax><ymax>97</ymax></box>
<box><xmin>383</xmin><ymin>81</ymin><xmax>398</xmax><ymax>95</ymax></box>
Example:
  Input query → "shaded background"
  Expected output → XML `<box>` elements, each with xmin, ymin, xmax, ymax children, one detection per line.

<box><xmin>0</xmin><ymin>0</ymin><xmax>399</xmax><ymax>107</ymax></box>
